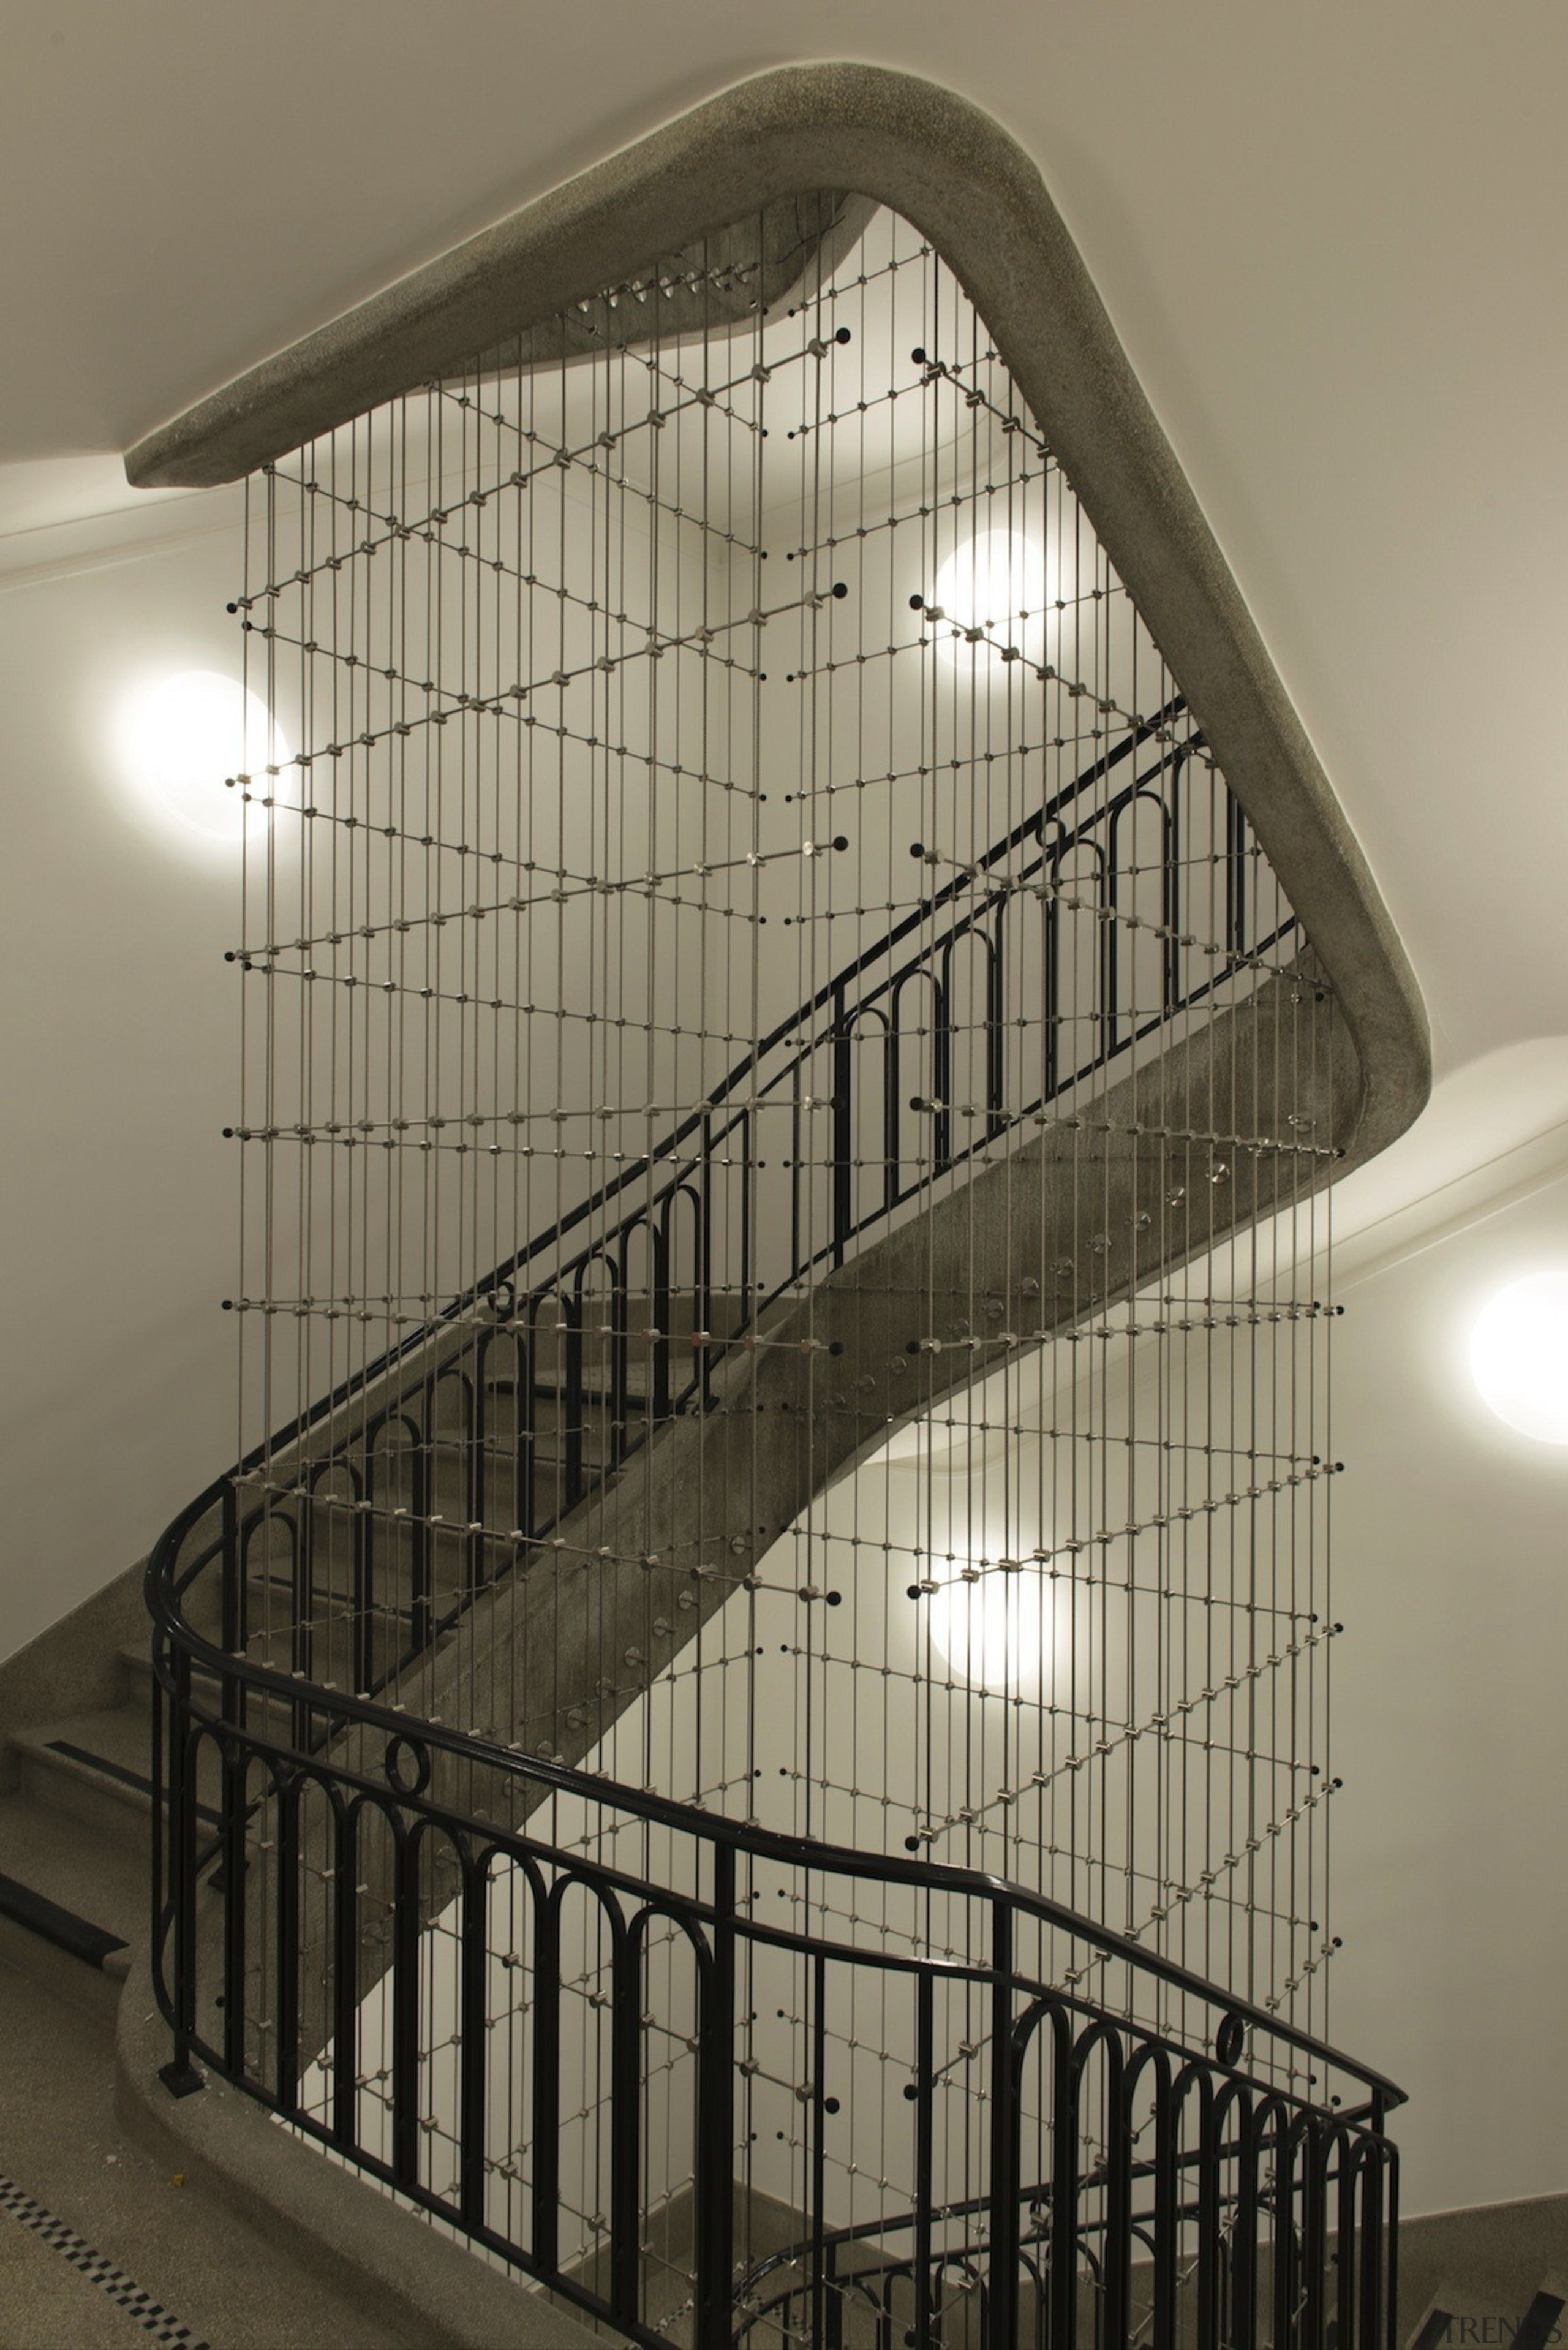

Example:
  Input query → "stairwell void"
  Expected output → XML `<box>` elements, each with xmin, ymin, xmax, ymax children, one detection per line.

<box><xmin>133</xmin><ymin>66</ymin><xmax>1430</xmax><ymax>2350</ymax></box>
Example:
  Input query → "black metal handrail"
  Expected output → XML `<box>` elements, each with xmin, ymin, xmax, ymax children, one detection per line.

<box><xmin>178</xmin><ymin>695</ymin><xmax>1302</xmax><ymax>1717</ymax></box>
<box><xmin>733</xmin><ymin>2139</ymin><xmax>1390</xmax><ymax>2350</ymax></box>
<box><xmin>150</xmin><ymin>1483</ymin><xmax>1403</xmax><ymax>2112</ymax></box>
<box><xmin>207</xmin><ymin>693</ymin><xmax>1220</xmax><ymax>1487</ymax></box>
<box><xmin>143</xmin><ymin>690</ymin><xmax>1400</xmax><ymax>2344</ymax></box>
<box><xmin>148</xmin><ymin>1516</ymin><xmax>1401</xmax><ymax>2346</ymax></box>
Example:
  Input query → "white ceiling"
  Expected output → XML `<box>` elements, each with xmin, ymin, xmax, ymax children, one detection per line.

<box><xmin>3</xmin><ymin>0</ymin><xmax>1566</xmax><ymax>1117</ymax></box>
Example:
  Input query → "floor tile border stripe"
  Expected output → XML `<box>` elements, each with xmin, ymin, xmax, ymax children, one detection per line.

<box><xmin>0</xmin><ymin>2171</ymin><xmax>208</xmax><ymax>2348</ymax></box>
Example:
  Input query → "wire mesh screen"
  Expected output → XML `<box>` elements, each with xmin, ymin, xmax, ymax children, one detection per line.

<box><xmin>198</xmin><ymin>197</ymin><xmax>1364</xmax><ymax>2342</ymax></box>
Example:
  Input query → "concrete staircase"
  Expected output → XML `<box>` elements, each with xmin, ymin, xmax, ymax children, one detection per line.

<box><xmin>0</xmin><ymin>967</ymin><xmax>1355</xmax><ymax>2346</ymax></box>
<box><xmin>2</xmin><ymin>996</ymin><xmax>1551</xmax><ymax>2344</ymax></box>
<box><xmin>0</xmin><ymin>1465</ymin><xmax>611</xmax><ymax>2345</ymax></box>
<box><xmin>0</xmin><ymin>1748</ymin><xmax>143</xmax><ymax>2007</ymax></box>
<box><xmin>0</xmin><ymin>1296</ymin><xmax>687</xmax><ymax>2030</ymax></box>
<box><xmin>0</xmin><ymin>1666</ymin><xmax>439</xmax><ymax>2344</ymax></box>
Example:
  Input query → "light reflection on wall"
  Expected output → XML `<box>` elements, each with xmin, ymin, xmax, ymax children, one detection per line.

<box><xmin>115</xmin><ymin>669</ymin><xmax>292</xmax><ymax>854</ymax></box>
<box><xmin>930</xmin><ymin>527</ymin><xmax>1051</xmax><ymax>670</ymax></box>
<box><xmin>1470</xmin><ymin>1269</ymin><xmax>1568</xmax><ymax>1444</ymax></box>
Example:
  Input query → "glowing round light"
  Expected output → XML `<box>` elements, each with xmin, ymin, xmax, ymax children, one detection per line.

<box><xmin>1469</xmin><ymin>1272</ymin><xmax>1568</xmax><ymax>1445</ymax></box>
<box><xmin>930</xmin><ymin>530</ymin><xmax>1049</xmax><ymax>667</ymax></box>
<box><xmin>116</xmin><ymin>670</ymin><xmax>291</xmax><ymax>851</ymax></box>
<box><xmin>926</xmin><ymin>1560</ymin><xmax>1050</xmax><ymax>1692</ymax></box>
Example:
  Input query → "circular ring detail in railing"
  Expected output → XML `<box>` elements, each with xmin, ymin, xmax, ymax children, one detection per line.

<box><xmin>385</xmin><ymin>1732</ymin><xmax>432</xmax><ymax>1798</ymax></box>
<box><xmin>1215</xmin><ymin>2010</ymin><xmax>1248</xmax><ymax>2068</ymax></box>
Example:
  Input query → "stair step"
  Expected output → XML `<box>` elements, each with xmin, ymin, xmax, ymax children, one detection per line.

<box><xmin>0</xmin><ymin>1789</ymin><xmax>144</xmax><ymax>2011</ymax></box>
<box><xmin>244</xmin><ymin>1538</ymin><xmax>510</xmax><ymax>1622</ymax></box>
<box><xmin>524</xmin><ymin>1390</ymin><xmax>639</xmax><ymax>1447</ymax></box>
<box><xmin>0</xmin><ymin>1866</ymin><xmax>128</xmax><ymax>1969</ymax></box>
<box><xmin>233</xmin><ymin>1456</ymin><xmax>573</xmax><ymax>1553</ymax></box>
<box><xmin>11</xmin><ymin>1703</ymin><xmax>221</xmax><ymax>1842</ymax></box>
<box><xmin>426</xmin><ymin>1427</ymin><xmax>614</xmax><ymax>1478</ymax></box>
<box><xmin>503</xmin><ymin>1293</ymin><xmax>748</xmax><ymax>1390</ymax></box>
<box><xmin>119</xmin><ymin>1643</ymin><xmax>295</xmax><ymax>1734</ymax></box>
<box><xmin>416</xmin><ymin>1445</ymin><xmax>575</xmax><ymax>1522</ymax></box>
<box><xmin>425</xmin><ymin>1340</ymin><xmax>660</xmax><ymax>1409</ymax></box>
<box><xmin>434</xmin><ymin>1370</ymin><xmax>657</xmax><ymax>1423</ymax></box>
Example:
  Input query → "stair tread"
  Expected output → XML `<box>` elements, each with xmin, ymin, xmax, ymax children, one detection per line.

<box><xmin>12</xmin><ymin>1701</ymin><xmax>222</xmax><ymax>1824</ymax></box>
<box><xmin>425</xmin><ymin>1431</ymin><xmax>593</xmax><ymax>1466</ymax></box>
<box><xmin>119</xmin><ymin>1642</ymin><xmax>292</xmax><ymax>1712</ymax></box>
<box><xmin>13</xmin><ymin>1700</ymin><xmax>152</xmax><ymax>1778</ymax></box>
<box><xmin>0</xmin><ymin>1788</ymin><xmax>145</xmax><ymax>1964</ymax></box>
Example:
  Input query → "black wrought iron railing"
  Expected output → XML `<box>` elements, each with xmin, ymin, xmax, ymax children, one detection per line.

<box><xmin>143</xmin><ymin>693</ymin><xmax>1398</xmax><ymax>2347</ymax></box>
<box><xmin>172</xmin><ymin>696</ymin><xmax>1298</xmax><ymax>1720</ymax></box>
<box><xmin>148</xmin><ymin>1560</ymin><xmax>1400</xmax><ymax>2348</ymax></box>
<box><xmin>734</xmin><ymin>2131</ymin><xmax>1398</xmax><ymax>2350</ymax></box>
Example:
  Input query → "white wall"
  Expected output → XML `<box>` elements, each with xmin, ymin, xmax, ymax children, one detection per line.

<box><xmin>0</xmin><ymin>513</ymin><xmax>249</xmax><ymax>1655</ymax></box>
<box><xmin>1330</xmin><ymin>1160</ymin><xmax>1568</xmax><ymax>2218</ymax></box>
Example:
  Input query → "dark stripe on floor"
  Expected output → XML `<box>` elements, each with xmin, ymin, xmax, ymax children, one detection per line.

<box><xmin>45</xmin><ymin>1740</ymin><xmax>223</xmax><ymax>1826</ymax></box>
<box><xmin>0</xmin><ymin>1868</ymin><xmax>127</xmax><ymax>1968</ymax></box>
<box><xmin>0</xmin><ymin>2172</ymin><xmax>208</xmax><ymax>2347</ymax></box>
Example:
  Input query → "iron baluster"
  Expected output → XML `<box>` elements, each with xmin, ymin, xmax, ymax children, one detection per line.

<box><xmin>274</xmin><ymin>1771</ymin><xmax>301</xmax><ymax>2115</ymax></box>
<box><xmin>696</xmin><ymin>1109</ymin><xmax>717</xmax><ymax>1399</ymax></box>
<box><xmin>646</xmin><ymin>1234</ymin><xmax>669</xmax><ymax>1422</ymax></box>
<box><xmin>149</xmin><ymin>1622</ymin><xmax>166</xmax><ymax>2014</ymax></box>
<box><xmin>331</xmin><ymin>1801</ymin><xmax>360</xmax><ymax>2145</ymax></box>
<box><xmin>831</xmin><ymin>988</ymin><xmax>853</xmax><ymax>1266</ymax></box>
<box><xmin>1300</xmin><ymin>2120</ymin><xmax>1329</xmax><ymax>2350</ymax></box>
<box><xmin>458</xmin><ymin>1849</ymin><xmax>489</xmax><ymax>2233</ymax></box>
<box><xmin>409</xmin><ymin>1436</ymin><xmax>432</xmax><ymax>1657</ymax></box>
<box><xmin>514</xmin><ymin>1326</ymin><xmax>537</xmax><ymax>1543</ymax></box>
<box><xmin>1384</xmin><ymin>2131</ymin><xmax>1401</xmax><ymax>2350</ymax></box>
<box><xmin>1049</xmin><ymin>2012</ymin><xmax>1079</xmax><ymax>2350</ymax></box>
<box><xmin>467</xmin><ymin>1337</ymin><xmax>489</xmax><ymax>1603</ymax></box>
<box><xmin>295</xmin><ymin>1483</ymin><xmax>315</xmax><ymax>1718</ymax></box>
<box><xmin>609</xmin><ymin>1905</ymin><xmax>643</xmax><ymax>2327</ymax></box>
<box><xmin>1271</xmin><ymin>2126</ymin><xmax>1301</xmax><ymax>2350</ymax></box>
<box><xmin>561</xmin><ymin>1298</ymin><xmax>584</xmax><ymax>1509</ymax></box>
<box><xmin>351</xmin><ymin>1488</ymin><xmax>372</xmax><ymax>1704</ymax></box>
<box><xmin>221</xmin><ymin>1731</ymin><xmax>247</xmax><ymax>2079</ymax></box>
<box><xmin>1193</xmin><ymin>2085</ymin><xmax>1223</xmax><ymax>2350</ymax></box>
<box><xmin>1227</xmin><ymin>790</ymin><xmax>1249</xmax><ymax>959</ymax></box>
<box><xmin>931</xmin><ymin>967</ymin><xmax>952</xmax><ymax>1174</ymax></box>
<box><xmin>737</xmin><ymin>1106</ymin><xmax>753</xmax><ymax>1324</ymax></box>
<box><xmin>810</xmin><ymin>1947</ymin><xmax>831</xmax><ymax>2350</ymax></box>
<box><xmin>1163</xmin><ymin>754</ymin><xmax>1184</xmax><ymax>1015</ymax></box>
<box><xmin>1101</xmin><ymin>2038</ymin><xmax>1133</xmax><ymax>2350</ymax></box>
<box><xmin>985</xmin><ymin>1900</ymin><xmax>1020</xmax><ymax>2350</ymax></box>
<box><xmin>531</xmin><ymin>1887</ymin><xmax>562</xmax><ymax>2278</ymax></box>
<box><xmin>1147</xmin><ymin>2060</ymin><xmax>1178</xmax><ymax>2350</ymax></box>
<box><xmin>390</xmin><ymin>1826</ymin><xmax>421</xmax><ymax>2188</ymax></box>
<box><xmin>985</xmin><ymin>906</ymin><xmax>1008</xmax><ymax>1142</ymax></box>
<box><xmin>1230</xmin><ymin>2098</ymin><xmax>1261</xmax><ymax>2350</ymax></box>
<box><xmin>790</xmin><ymin>1059</ymin><xmax>805</xmax><ymax>1282</ymax></box>
<box><xmin>912</xmin><ymin>1973</ymin><xmax>935</xmax><ymax>2349</ymax></box>
<box><xmin>157</xmin><ymin>1640</ymin><xmax>202</xmax><ymax>2101</ymax></box>
<box><xmin>695</xmin><ymin>1848</ymin><xmax>737</xmax><ymax>2350</ymax></box>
